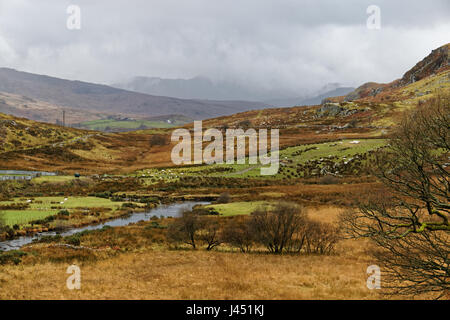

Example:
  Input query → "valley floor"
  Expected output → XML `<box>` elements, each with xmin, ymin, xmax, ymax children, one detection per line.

<box><xmin>0</xmin><ymin>239</ymin><xmax>383</xmax><ymax>300</ymax></box>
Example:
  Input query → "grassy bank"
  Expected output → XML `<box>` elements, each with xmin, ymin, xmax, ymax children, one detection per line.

<box><xmin>0</xmin><ymin>196</ymin><xmax>127</xmax><ymax>226</ymax></box>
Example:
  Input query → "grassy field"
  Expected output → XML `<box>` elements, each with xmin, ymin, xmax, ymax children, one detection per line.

<box><xmin>0</xmin><ymin>242</ymin><xmax>383</xmax><ymax>300</ymax></box>
<box><xmin>0</xmin><ymin>205</ymin><xmax>417</xmax><ymax>300</ymax></box>
<box><xmin>222</xmin><ymin>138</ymin><xmax>387</xmax><ymax>178</ymax></box>
<box><xmin>1</xmin><ymin>196</ymin><xmax>125</xmax><ymax>209</ymax></box>
<box><xmin>0</xmin><ymin>196</ymin><xmax>126</xmax><ymax>226</ymax></box>
<box><xmin>280</xmin><ymin>139</ymin><xmax>386</xmax><ymax>164</ymax></box>
<box><xmin>0</xmin><ymin>210</ymin><xmax>58</xmax><ymax>226</ymax></box>
<box><xmin>32</xmin><ymin>176</ymin><xmax>79</xmax><ymax>183</ymax></box>
<box><xmin>132</xmin><ymin>138</ymin><xmax>387</xmax><ymax>182</ymax></box>
<box><xmin>205</xmin><ymin>201</ymin><xmax>272</xmax><ymax>216</ymax></box>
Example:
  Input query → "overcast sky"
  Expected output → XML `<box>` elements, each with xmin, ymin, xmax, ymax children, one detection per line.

<box><xmin>0</xmin><ymin>0</ymin><xmax>448</xmax><ymax>95</ymax></box>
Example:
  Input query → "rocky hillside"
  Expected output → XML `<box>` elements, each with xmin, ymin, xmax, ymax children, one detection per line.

<box><xmin>344</xmin><ymin>43</ymin><xmax>449</xmax><ymax>101</ymax></box>
<box><xmin>0</xmin><ymin>91</ymin><xmax>111</xmax><ymax>125</ymax></box>
<box><xmin>0</xmin><ymin>112</ymin><xmax>86</xmax><ymax>153</ymax></box>
<box><xmin>0</xmin><ymin>44</ymin><xmax>448</xmax><ymax>174</ymax></box>
<box><xmin>397</xmin><ymin>43</ymin><xmax>449</xmax><ymax>86</ymax></box>
<box><xmin>200</xmin><ymin>43</ymin><xmax>450</xmax><ymax>133</ymax></box>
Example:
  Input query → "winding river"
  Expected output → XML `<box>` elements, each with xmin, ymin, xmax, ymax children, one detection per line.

<box><xmin>0</xmin><ymin>201</ymin><xmax>209</xmax><ymax>252</ymax></box>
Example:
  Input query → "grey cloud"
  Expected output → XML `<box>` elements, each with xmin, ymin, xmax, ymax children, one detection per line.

<box><xmin>0</xmin><ymin>0</ymin><xmax>448</xmax><ymax>99</ymax></box>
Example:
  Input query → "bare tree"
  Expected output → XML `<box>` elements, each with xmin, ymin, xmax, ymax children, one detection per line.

<box><xmin>340</xmin><ymin>92</ymin><xmax>449</xmax><ymax>298</ymax></box>
<box><xmin>167</xmin><ymin>209</ymin><xmax>203</xmax><ymax>249</ymax></box>
<box><xmin>371</xmin><ymin>231</ymin><xmax>449</xmax><ymax>298</ymax></box>
<box><xmin>199</xmin><ymin>217</ymin><xmax>222</xmax><ymax>251</ymax></box>
<box><xmin>304</xmin><ymin>220</ymin><xmax>340</xmax><ymax>254</ymax></box>
<box><xmin>250</xmin><ymin>202</ymin><xmax>307</xmax><ymax>254</ymax></box>
<box><xmin>221</xmin><ymin>216</ymin><xmax>254</xmax><ymax>253</ymax></box>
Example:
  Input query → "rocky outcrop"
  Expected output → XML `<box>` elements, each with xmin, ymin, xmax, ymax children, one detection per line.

<box><xmin>316</xmin><ymin>102</ymin><xmax>366</xmax><ymax>118</ymax></box>
<box><xmin>317</xmin><ymin>103</ymin><xmax>344</xmax><ymax>117</ymax></box>
<box><xmin>344</xmin><ymin>82</ymin><xmax>386</xmax><ymax>101</ymax></box>
<box><xmin>398</xmin><ymin>43</ymin><xmax>449</xmax><ymax>86</ymax></box>
<box><xmin>344</xmin><ymin>43</ymin><xmax>449</xmax><ymax>101</ymax></box>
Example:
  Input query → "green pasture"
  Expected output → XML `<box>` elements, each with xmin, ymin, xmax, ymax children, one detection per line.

<box><xmin>0</xmin><ymin>196</ymin><xmax>126</xmax><ymax>226</ymax></box>
<box><xmin>32</xmin><ymin>175</ymin><xmax>80</xmax><ymax>183</ymax></box>
<box><xmin>205</xmin><ymin>201</ymin><xmax>273</xmax><ymax>216</ymax></box>
<box><xmin>133</xmin><ymin>138</ymin><xmax>387</xmax><ymax>182</ymax></box>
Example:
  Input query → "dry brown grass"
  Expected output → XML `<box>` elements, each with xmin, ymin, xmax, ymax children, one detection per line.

<box><xmin>216</xmin><ymin>182</ymin><xmax>382</xmax><ymax>207</ymax></box>
<box><xmin>0</xmin><ymin>239</ymin><xmax>383</xmax><ymax>300</ymax></box>
<box><xmin>306</xmin><ymin>206</ymin><xmax>345</xmax><ymax>224</ymax></box>
<box><xmin>0</xmin><ymin>205</ymin><xmax>435</xmax><ymax>300</ymax></box>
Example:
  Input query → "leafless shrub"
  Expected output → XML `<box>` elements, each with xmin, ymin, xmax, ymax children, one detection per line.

<box><xmin>216</xmin><ymin>192</ymin><xmax>230</xmax><ymax>204</ymax></box>
<box><xmin>198</xmin><ymin>217</ymin><xmax>221</xmax><ymax>251</ymax></box>
<box><xmin>319</xmin><ymin>175</ymin><xmax>339</xmax><ymax>185</ymax></box>
<box><xmin>304</xmin><ymin>220</ymin><xmax>340</xmax><ymax>254</ymax></box>
<box><xmin>249</xmin><ymin>201</ymin><xmax>307</xmax><ymax>254</ymax></box>
<box><xmin>221</xmin><ymin>216</ymin><xmax>254</xmax><ymax>253</ymax></box>
<box><xmin>167</xmin><ymin>209</ymin><xmax>203</xmax><ymax>249</ymax></box>
<box><xmin>149</xmin><ymin>134</ymin><xmax>169</xmax><ymax>147</ymax></box>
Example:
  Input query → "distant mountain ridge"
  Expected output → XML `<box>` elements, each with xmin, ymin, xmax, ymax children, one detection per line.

<box><xmin>0</xmin><ymin>68</ymin><xmax>271</xmax><ymax>121</ymax></box>
<box><xmin>114</xmin><ymin>76</ymin><xmax>354</xmax><ymax>107</ymax></box>
<box><xmin>264</xmin><ymin>85</ymin><xmax>354</xmax><ymax>107</ymax></box>
<box><xmin>112</xmin><ymin>75</ymin><xmax>302</xmax><ymax>102</ymax></box>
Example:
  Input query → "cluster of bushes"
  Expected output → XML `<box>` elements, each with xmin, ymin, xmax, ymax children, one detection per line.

<box><xmin>167</xmin><ymin>210</ymin><xmax>222</xmax><ymax>250</ymax></box>
<box><xmin>112</xmin><ymin>194</ymin><xmax>160</xmax><ymax>205</ymax></box>
<box><xmin>158</xmin><ymin>176</ymin><xmax>291</xmax><ymax>190</ymax></box>
<box><xmin>223</xmin><ymin>202</ymin><xmax>340</xmax><ymax>254</ymax></box>
<box><xmin>216</xmin><ymin>192</ymin><xmax>230</xmax><ymax>204</ymax></box>
<box><xmin>65</xmin><ymin>234</ymin><xmax>81</xmax><ymax>246</ymax></box>
<box><xmin>0</xmin><ymin>225</ymin><xmax>15</xmax><ymax>239</ymax></box>
<box><xmin>33</xmin><ymin>234</ymin><xmax>63</xmax><ymax>243</ymax></box>
<box><xmin>58</xmin><ymin>209</ymin><xmax>70</xmax><ymax>216</ymax></box>
<box><xmin>0</xmin><ymin>177</ymin><xmax>90</xmax><ymax>200</ymax></box>
<box><xmin>121</xmin><ymin>202</ymin><xmax>139</xmax><ymax>209</ymax></box>
<box><xmin>0</xmin><ymin>250</ymin><xmax>27</xmax><ymax>265</ymax></box>
<box><xmin>89</xmin><ymin>191</ymin><xmax>112</xmax><ymax>199</ymax></box>
<box><xmin>33</xmin><ymin>227</ymin><xmax>112</xmax><ymax>247</ymax></box>
<box><xmin>145</xmin><ymin>221</ymin><xmax>167</xmax><ymax>230</ymax></box>
<box><xmin>167</xmin><ymin>202</ymin><xmax>340</xmax><ymax>255</ymax></box>
<box><xmin>30</xmin><ymin>214</ymin><xmax>56</xmax><ymax>225</ymax></box>
<box><xmin>149</xmin><ymin>134</ymin><xmax>169</xmax><ymax>147</ymax></box>
<box><xmin>0</xmin><ymin>203</ymin><xmax>30</xmax><ymax>210</ymax></box>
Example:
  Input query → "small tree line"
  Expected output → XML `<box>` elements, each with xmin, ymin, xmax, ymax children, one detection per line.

<box><xmin>167</xmin><ymin>201</ymin><xmax>340</xmax><ymax>254</ymax></box>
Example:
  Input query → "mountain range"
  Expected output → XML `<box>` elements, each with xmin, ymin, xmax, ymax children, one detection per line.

<box><xmin>0</xmin><ymin>43</ymin><xmax>447</xmax><ymax>131</ymax></box>
<box><xmin>112</xmin><ymin>76</ymin><xmax>301</xmax><ymax>102</ymax></box>
<box><xmin>0</xmin><ymin>43</ymin><xmax>448</xmax><ymax>173</ymax></box>
<box><xmin>0</xmin><ymin>68</ymin><xmax>272</xmax><ymax>123</ymax></box>
<box><xmin>113</xmin><ymin>76</ymin><xmax>354</xmax><ymax>107</ymax></box>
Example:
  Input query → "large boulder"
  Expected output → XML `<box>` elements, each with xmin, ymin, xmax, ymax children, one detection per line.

<box><xmin>317</xmin><ymin>102</ymin><xmax>344</xmax><ymax>117</ymax></box>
